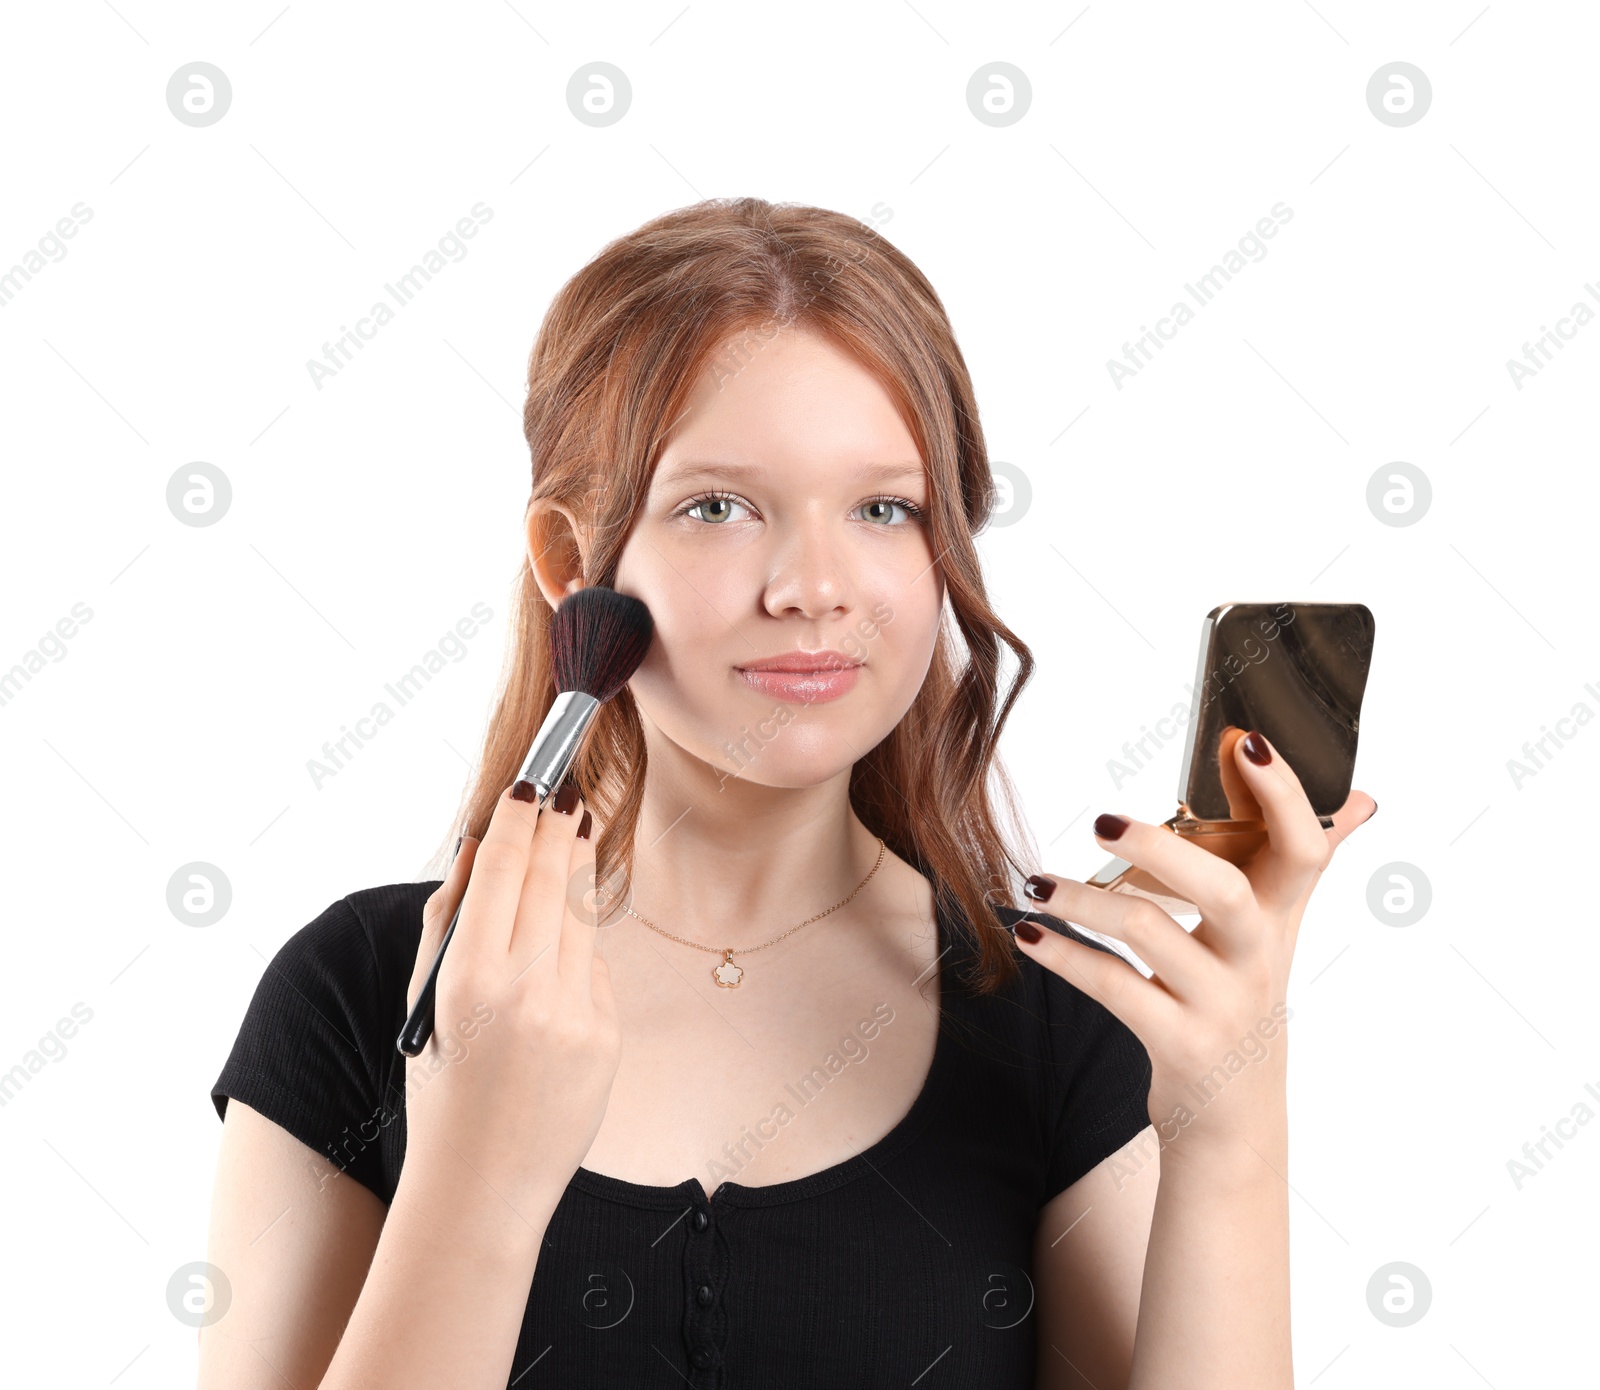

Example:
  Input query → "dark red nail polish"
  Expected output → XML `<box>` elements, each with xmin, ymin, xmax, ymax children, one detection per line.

<box><xmin>1023</xmin><ymin>875</ymin><xmax>1055</xmax><ymax>903</ymax></box>
<box><xmin>1094</xmin><ymin>813</ymin><xmax>1129</xmax><ymax>841</ymax></box>
<box><xmin>511</xmin><ymin>780</ymin><xmax>540</xmax><ymax>803</ymax></box>
<box><xmin>452</xmin><ymin>835</ymin><xmax>464</xmax><ymax>861</ymax></box>
<box><xmin>1241</xmin><ymin>731</ymin><xmax>1272</xmax><ymax>765</ymax></box>
<box><xmin>577</xmin><ymin>809</ymin><xmax>593</xmax><ymax>840</ymax></box>
<box><xmin>553</xmin><ymin>784</ymin><xmax>579</xmax><ymax>815</ymax></box>
<box><xmin>1014</xmin><ymin>919</ymin><xmax>1043</xmax><ymax>945</ymax></box>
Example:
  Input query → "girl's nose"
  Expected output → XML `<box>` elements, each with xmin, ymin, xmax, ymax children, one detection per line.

<box><xmin>759</xmin><ymin>518</ymin><xmax>854</xmax><ymax>619</ymax></box>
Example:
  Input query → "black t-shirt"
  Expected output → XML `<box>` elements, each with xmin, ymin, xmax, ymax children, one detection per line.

<box><xmin>211</xmin><ymin>878</ymin><xmax>1152</xmax><ymax>1388</ymax></box>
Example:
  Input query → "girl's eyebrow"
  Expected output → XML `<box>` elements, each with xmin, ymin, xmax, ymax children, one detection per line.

<box><xmin>655</xmin><ymin>460</ymin><xmax>925</xmax><ymax>489</ymax></box>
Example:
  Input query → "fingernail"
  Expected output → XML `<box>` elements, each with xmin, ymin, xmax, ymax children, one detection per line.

<box><xmin>452</xmin><ymin>834</ymin><xmax>464</xmax><ymax>861</ymax></box>
<box><xmin>1241</xmin><ymin>730</ymin><xmax>1272</xmax><ymax>766</ymax></box>
<box><xmin>1014</xmin><ymin>919</ymin><xmax>1043</xmax><ymax>945</ymax></box>
<box><xmin>1094</xmin><ymin>813</ymin><xmax>1129</xmax><ymax>841</ymax></box>
<box><xmin>1023</xmin><ymin>874</ymin><xmax>1055</xmax><ymax>903</ymax></box>
<box><xmin>511</xmin><ymin>780</ymin><xmax>540</xmax><ymax>803</ymax></box>
<box><xmin>1367</xmin><ymin>799</ymin><xmax>1379</xmax><ymax>819</ymax></box>
<box><xmin>553</xmin><ymin>783</ymin><xmax>579</xmax><ymax>815</ymax></box>
<box><xmin>577</xmin><ymin>809</ymin><xmax>593</xmax><ymax>840</ymax></box>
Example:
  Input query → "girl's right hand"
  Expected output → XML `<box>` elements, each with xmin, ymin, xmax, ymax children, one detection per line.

<box><xmin>401</xmin><ymin>782</ymin><xmax>621</xmax><ymax>1219</ymax></box>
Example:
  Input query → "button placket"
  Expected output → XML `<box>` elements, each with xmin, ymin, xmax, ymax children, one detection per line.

<box><xmin>680</xmin><ymin>1197</ymin><xmax>730</xmax><ymax>1384</ymax></box>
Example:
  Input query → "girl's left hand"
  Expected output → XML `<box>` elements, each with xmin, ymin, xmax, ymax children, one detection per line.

<box><xmin>1012</xmin><ymin>727</ymin><xmax>1378</xmax><ymax>1153</ymax></box>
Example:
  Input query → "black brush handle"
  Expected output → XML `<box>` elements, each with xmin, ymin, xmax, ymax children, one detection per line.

<box><xmin>397</xmin><ymin>899</ymin><xmax>461</xmax><ymax>1056</ymax></box>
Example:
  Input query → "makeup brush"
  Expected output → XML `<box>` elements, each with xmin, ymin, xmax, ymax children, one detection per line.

<box><xmin>397</xmin><ymin>585</ymin><xmax>654</xmax><ymax>1056</ymax></box>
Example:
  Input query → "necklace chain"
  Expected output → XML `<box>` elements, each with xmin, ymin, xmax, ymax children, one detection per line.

<box><xmin>619</xmin><ymin>837</ymin><xmax>886</xmax><ymax>989</ymax></box>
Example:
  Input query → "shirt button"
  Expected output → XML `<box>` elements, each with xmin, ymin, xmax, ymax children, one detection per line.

<box><xmin>696</xmin><ymin>1284</ymin><xmax>714</xmax><ymax>1306</ymax></box>
<box><xmin>691</xmin><ymin>1209</ymin><xmax>709</xmax><ymax>1232</ymax></box>
<box><xmin>691</xmin><ymin>1348</ymin><xmax>712</xmax><ymax>1369</ymax></box>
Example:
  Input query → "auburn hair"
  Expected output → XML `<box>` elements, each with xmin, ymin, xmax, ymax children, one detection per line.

<box><xmin>437</xmin><ymin>196</ymin><xmax>1040</xmax><ymax>993</ymax></box>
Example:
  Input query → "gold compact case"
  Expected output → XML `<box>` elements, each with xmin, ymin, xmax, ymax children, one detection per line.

<box><xmin>1084</xmin><ymin>601</ymin><xmax>1375</xmax><ymax>918</ymax></box>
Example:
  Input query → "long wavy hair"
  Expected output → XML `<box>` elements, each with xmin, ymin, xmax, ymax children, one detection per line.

<box><xmin>433</xmin><ymin>196</ymin><xmax>1040</xmax><ymax>993</ymax></box>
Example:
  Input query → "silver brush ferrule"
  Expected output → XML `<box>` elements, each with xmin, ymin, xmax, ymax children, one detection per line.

<box><xmin>516</xmin><ymin>690</ymin><xmax>601</xmax><ymax>801</ymax></box>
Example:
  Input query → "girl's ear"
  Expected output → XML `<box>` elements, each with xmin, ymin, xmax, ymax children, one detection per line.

<box><xmin>526</xmin><ymin>498</ymin><xmax>588</xmax><ymax>607</ymax></box>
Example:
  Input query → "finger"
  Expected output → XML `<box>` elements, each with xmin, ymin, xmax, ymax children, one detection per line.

<box><xmin>450</xmin><ymin>782</ymin><xmax>544</xmax><ymax>962</ymax></box>
<box><xmin>1088</xmin><ymin>814</ymin><xmax>1262</xmax><ymax>950</ymax></box>
<box><xmin>1011</xmin><ymin>911</ymin><xmax>1177</xmax><ymax>1043</ymax></box>
<box><xmin>557</xmin><ymin>807</ymin><xmax>601</xmax><ymax>996</ymax></box>
<box><xmin>408</xmin><ymin>833</ymin><xmax>480</xmax><ymax>1013</ymax></box>
<box><xmin>1230</xmin><ymin>729</ymin><xmax>1338</xmax><ymax>910</ymax></box>
<box><xmin>508</xmin><ymin>784</ymin><xmax>585</xmax><ymax>978</ymax></box>
<box><xmin>1216</xmin><ymin>725</ymin><xmax>1265</xmax><ymax>820</ymax></box>
<box><xmin>1279</xmin><ymin>791</ymin><xmax>1378</xmax><ymax>950</ymax></box>
<box><xmin>1030</xmin><ymin>876</ymin><xmax>1221</xmax><ymax>1001</ymax></box>
<box><xmin>1323</xmin><ymin>789</ymin><xmax>1378</xmax><ymax>856</ymax></box>
<box><xmin>590</xmin><ymin>950</ymin><xmax>617</xmax><ymax>1023</ymax></box>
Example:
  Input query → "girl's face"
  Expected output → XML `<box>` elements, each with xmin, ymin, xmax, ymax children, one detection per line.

<box><xmin>612</xmin><ymin>324</ymin><xmax>947</xmax><ymax>791</ymax></box>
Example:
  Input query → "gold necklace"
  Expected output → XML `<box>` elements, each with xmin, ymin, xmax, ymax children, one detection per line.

<box><xmin>620</xmin><ymin>838</ymin><xmax>886</xmax><ymax>989</ymax></box>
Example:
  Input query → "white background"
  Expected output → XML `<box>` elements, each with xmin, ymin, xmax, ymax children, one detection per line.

<box><xmin>1</xmin><ymin>0</ymin><xmax>1594</xmax><ymax>1384</ymax></box>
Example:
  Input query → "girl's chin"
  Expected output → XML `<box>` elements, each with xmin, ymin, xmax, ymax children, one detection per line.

<box><xmin>640</xmin><ymin>687</ymin><xmax>901</xmax><ymax>786</ymax></box>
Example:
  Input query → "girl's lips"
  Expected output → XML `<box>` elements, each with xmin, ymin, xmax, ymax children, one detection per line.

<box><xmin>736</xmin><ymin>664</ymin><xmax>860</xmax><ymax>704</ymax></box>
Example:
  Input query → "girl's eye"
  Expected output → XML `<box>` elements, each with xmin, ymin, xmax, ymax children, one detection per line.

<box><xmin>676</xmin><ymin>492</ymin><xmax>925</xmax><ymax>526</ymax></box>
<box><xmin>857</xmin><ymin>496</ymin><xmax>924</xmax><ymax>526</ymax></box>
<box><xmin>681</xmin><ymin>492</ymin><xmax>751</xmax><ymax>524</ymax></box>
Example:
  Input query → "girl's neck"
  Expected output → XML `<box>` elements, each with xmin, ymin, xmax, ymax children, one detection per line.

<box><xmin>620</xmin><ymin>749</ymin><xmax>884</xmax><ymax>952</ymax></box>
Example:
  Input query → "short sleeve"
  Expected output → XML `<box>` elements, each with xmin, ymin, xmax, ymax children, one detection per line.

<box><xmin>211</xmin><ymin>895</ymin><xmax>393</xmax><ymax>1203</ymax></box>
<box><xmin>1035</xmin><ymin>914</ymin><xmax>1154</xmax><ymax>1200</ymax></box>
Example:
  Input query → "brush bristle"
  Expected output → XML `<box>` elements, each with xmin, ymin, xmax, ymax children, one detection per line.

<box><xmin>549</xmin><ymin>586</ymin><xmax>654</xmax><ymax>702</ymax></box>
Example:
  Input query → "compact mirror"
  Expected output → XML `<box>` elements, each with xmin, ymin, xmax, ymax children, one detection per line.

<box><xmin>1079</xmin><ymin>601</ymin><xmax>1376</xmax><ymax>944</ymax></box>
